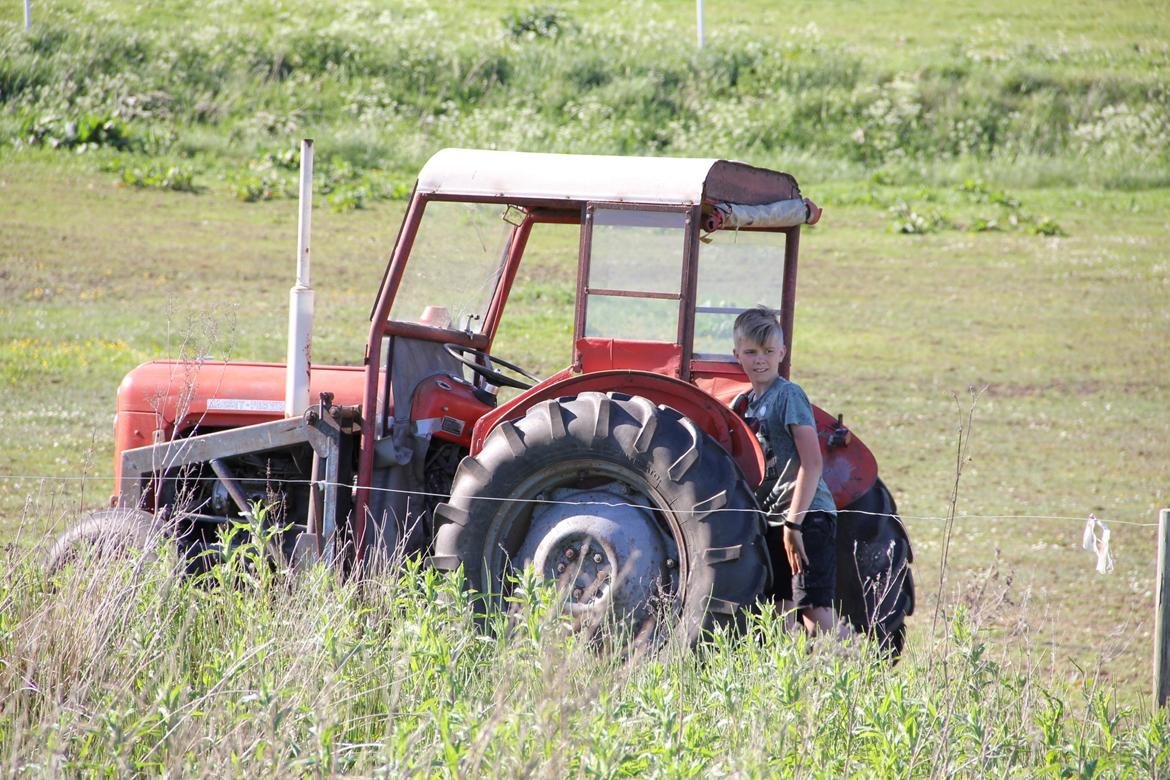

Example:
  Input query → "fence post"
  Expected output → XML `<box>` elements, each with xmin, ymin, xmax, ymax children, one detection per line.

<box><xmin>1156</xmin><ymin>508</ymin><xmax>1170</xmax><ymax>707</ymax></box>
<box><xmin>24</xmin><ymin>0</ymin><xmax>32</xmax><ymax>31</ymax></box>
<box><xmin>695</xmin><ymin>0</ymin><xmax>704</xmax><ymax>48</ymax></box>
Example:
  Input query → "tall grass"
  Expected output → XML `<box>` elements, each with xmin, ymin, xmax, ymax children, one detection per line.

<box><xmin>1</xmin><ymin>1</ymin><xmax>1167</xmax><ymax>188</ymax></box>
<box><xmin>2</xmin><ymin>522</ymin><xmax>1167</xmax><ymax>776</ymax></box>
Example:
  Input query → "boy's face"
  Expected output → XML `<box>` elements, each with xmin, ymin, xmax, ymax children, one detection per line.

<box><xmin>733</xmin><ymin>332</ymin><xmax>786</xmax><ymax>392</ymax></box>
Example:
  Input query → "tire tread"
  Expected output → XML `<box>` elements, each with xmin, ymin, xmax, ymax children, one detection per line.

<box><xmin>433</xmin><ymin>392</ymin><xmax>771</xmax><ymax>644</ymax></box>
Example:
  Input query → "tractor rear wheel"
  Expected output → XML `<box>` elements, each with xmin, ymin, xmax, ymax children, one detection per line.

<box><xmin>45</xmin><ymin>507</ymin><xmax>170</xmax><ymax>578</ymax></box>
<box><xmin>431</xmin><ymin>392</ymin><xmax>771</xmax><ymax>646</ymax></box>
<box><xmin>835</xmin><ymin>478</ymin><xmax>915</xmax><ymax>657</ymax></box>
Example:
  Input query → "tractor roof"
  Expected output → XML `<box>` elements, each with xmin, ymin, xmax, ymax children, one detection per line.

<box><xmin>416</xmin><ymin>148</ymin><xmax>801</xmax><ymax>207</ymax></box>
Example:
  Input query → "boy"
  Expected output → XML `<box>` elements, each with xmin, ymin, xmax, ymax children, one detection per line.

<box><xmin>732</xmin><ymin>306</ymin><xmax>841</xmax><ymax>636</ymax></box>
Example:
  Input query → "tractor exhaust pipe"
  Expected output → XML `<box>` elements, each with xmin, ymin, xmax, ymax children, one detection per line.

<box><xmin>285</xmin><ymin>138</ymin><xmax>315</xmax><ymax>417</ymax></box>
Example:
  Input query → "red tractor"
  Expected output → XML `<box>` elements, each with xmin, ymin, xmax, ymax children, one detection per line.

<box><xmin>53</xmin><ymin>149</ymin><xmax>913</xmax><ymax>651</ymax></box>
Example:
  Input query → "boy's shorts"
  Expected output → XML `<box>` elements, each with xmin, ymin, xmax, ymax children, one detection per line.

<box><xmin>765</xmin><ymin>510</ymin><xmax>837</xmax><ymax>610</ymax></box>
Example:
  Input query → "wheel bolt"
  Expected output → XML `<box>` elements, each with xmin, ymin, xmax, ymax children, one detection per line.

<box><xmin>592</xmin><ymin>553</ymin><xmax>603</xmax><ymax>564</ymax></box>
<box><xmin>666</xmin><ymin>558</ymin><xmax>677</xmax><ymax>569</ymax></box>
<box><xmin>565</xmin><ymin>548</ymin><xmax>576</xmax><ymax>560</ymax></box>
<box><xmin>556</xmin><ymin>562</ymin><xmax>566</xmax><ymax>573</ymax></box>
<box><xmin>572</xmin><ymin>588</ymin><xmax>582</xmax><ymax>600</ymax></box>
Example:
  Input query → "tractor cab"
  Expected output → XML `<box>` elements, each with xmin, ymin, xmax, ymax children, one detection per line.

<box><xmin>358</xmin><ymin>149</ymin><xmax>872</xmax><ymax>551</ymax></box>
<box><xmin>372</xmin><ymin>149</ymin><xmax>802</xmax><ymax>385</ymax></box>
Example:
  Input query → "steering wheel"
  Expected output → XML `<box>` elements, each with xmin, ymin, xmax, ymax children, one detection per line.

<box><xmin>443</xmin><ymin>344</ymin><xmax>540</xmax><ymax>390</ymax></box>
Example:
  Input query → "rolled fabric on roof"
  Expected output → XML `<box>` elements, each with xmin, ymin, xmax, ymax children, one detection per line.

<box><xmin>712</xmin><ymin>198</ymin><xmax>809</xmax><ymax>229</ymax></box>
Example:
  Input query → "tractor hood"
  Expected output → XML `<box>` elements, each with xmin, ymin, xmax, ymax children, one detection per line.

<box><xmin>113</xmin><ymin>360</ymin><xmax>367</xmax><ymax>484</ymax></box>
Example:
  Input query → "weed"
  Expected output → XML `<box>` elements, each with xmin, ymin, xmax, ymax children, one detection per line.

<box><xmin>227</xmin><ymin>170</ymin><xmax>286</xmax><ymax>202</ymax></box>
<box><xmin>1029</xmin><ymin>216</ymin><xmax>1067</xmax><ymax>237</ymax></box>
<box><xmin>18</xmin><ymin>112</ymin><xmax>135</xmax><ymax>153</ymax></box>
<box><xmin>889</xmin><ymin>200</ymin><xmax>951</xmax><ymax>234</ymax></box>
<box><xmin>502</xmin><ymin>5</ymin><xmax>577</xmax><ymax>40</ymax></box>
<box><xmin>326</xmin><ymin>184</ymin><xmax>367</xmax><ymax>212</ymax></box>
<box><xmin>254</xmin><ymin>144</ymin><xmax>301</xmax><ymax>171</ymax></box>
<box><xmin>119</xmin><ymin>162</ymin><xmax>198</xmax><ymax>192</ymax></box>
<box><xmin>2</xmin><ymin>532</ymin><xmax>1167</xmax><ymax>775</ymax></box>
<box><xmin>887</xmin><ymin>180</ymin><xmax>1067</xmax><ymax>236</ymax></box>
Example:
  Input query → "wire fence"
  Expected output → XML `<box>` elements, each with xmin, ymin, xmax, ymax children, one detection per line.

<box><xmin>6</xmin><ymin>472</ymin><xmax>1167</xmax><ymax>671</ymax></box>
<box><xmin>0</xmin><ymin>472</ymin><xmax>1159</xmax><ymax>527</ymax></box>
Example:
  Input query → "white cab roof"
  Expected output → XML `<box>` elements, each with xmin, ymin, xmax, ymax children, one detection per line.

<box><xmin>415</xmin><ymin>148</ymin><xmax>799</xmax><ymax>206</ymax></box>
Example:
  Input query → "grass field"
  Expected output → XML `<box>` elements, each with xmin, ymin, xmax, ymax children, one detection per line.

<box><xmin>3</xmin><ymin>0</ymin><xmax>1168</xmax><ymax>188</ymax></box>
<box><xmin>2</xmin><ymin>0</ymin><xmax>1169</xmax><ymax>773</ymax></box>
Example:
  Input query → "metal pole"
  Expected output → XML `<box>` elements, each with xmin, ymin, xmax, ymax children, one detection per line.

<box><xmin>778</xmin><ymin>227</ymin><xmax>799</xmax><ymax>380</ymax></box>
<box><xmin>696</xmin><ymin>0</ymin><xmax>704</xmax><ymax>48</ymax></box>
<box><xmin>1156</xmin><ymin>508</ymin><xmax>1170</xmax><ymax>707</ymax></box>
<box><xmin>285</xmin><ymin>139</ymin><xmax>315</xmax><ymax>417</ymax></box>
<box><xmin>24</xmin><ymin>0</ymin><xmax>32</xmax><ymax>31</ymax></box>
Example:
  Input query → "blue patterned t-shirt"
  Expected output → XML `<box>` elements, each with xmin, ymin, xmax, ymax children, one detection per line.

<box><xmin>744</xmin><ymin>378</ymin><xmax>837</xmax><ymax>520</ymax></box>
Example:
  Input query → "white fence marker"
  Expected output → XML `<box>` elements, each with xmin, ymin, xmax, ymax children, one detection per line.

<box><xmin>285</xmin><ymin>139</ymin><xmax>315</xmax><ymax>418</ymax></box>
<box><xmin>1082</xmin><ymin>513</ymin><xmax>1114</xmax><ymax>574</ymax></box>
<box><xmin>24</xmin><ymin>0</ymin><xmax>32</xmax><ymax>31</ymax></box>
<box><xmin>696</xmin><ymin>0</ymin><xmax>704</xmax><ymax>48</ymax></box>
<box><xmin>1156</xmin><ymin>508</ymin><xmax>1170</xmax><ymax>707</ymax></box>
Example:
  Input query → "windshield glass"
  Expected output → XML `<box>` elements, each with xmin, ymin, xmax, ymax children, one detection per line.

<box><xmin>389</xmin><ymin>201</ymin><xmax>514</xmax><ymax>334</ymax></box>
<box><xmin>694</xmin><ymin>229</ymin><xmax>787</xmax><ymax>357</ymax></box>
<box><xmin>584</xmin><ymin>207</ymin><xmax>686</xmax><ymax>342</ymax></box>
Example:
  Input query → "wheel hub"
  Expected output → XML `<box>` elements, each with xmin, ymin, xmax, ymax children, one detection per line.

<box><xmin>515</xmin><ymin>486</ymin><xmax>672</xmax><ymax>626</ymax></box>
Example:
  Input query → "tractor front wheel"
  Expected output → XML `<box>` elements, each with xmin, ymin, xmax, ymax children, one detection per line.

<box><xmin>45</xmin><ymin>507</ymin><xmax>171</xmax><ymax>578</ymax></box>
<box><xmin>431</xmin><ymin>392</ymin><xmax>771</xmax><ymax>646</ymax></box>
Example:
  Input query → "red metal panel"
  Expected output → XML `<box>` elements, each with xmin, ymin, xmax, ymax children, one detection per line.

<box><xmin>409</xmin><ymin>376</ymin><xmax>493</xmax><ymax>448</ymax></box>
<box><xmin>576</xmin><ymin>338</ymin><xmax>682</xmax><ymax>377</ymax></box>
<box><xmin>692</xmin><ymin>371</ymin><xmax>751</xmax><ymax>407</ymax></box>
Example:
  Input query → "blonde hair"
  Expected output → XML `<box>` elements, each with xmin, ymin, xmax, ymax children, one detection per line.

<box><xmin>733</xmin><ymin>305</ymin><xmax>784</xmax><ymax>347</ymax></box>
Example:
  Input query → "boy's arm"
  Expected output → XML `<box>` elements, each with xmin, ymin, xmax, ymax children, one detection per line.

<box><xmin>782</xmin><ymin>423</ymin><xmax>824</xmax><ymax>575</ymax></box>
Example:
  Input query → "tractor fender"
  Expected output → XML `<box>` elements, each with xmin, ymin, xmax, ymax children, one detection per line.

<box><xmin>699</xmin><ymin>379</ymin><xmax>878</xmax><ymax>508</ymax></box>
<box><xmin>810</xmin><ymin>404</ymin><xmax>880</xmax><ymax>509</ymax></box>
<box><xmin>470</xmin><ymin>370</ymin><xmax>765</xmax><ymax>487</ymax></box>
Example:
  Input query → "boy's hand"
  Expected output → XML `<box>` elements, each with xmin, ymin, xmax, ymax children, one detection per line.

<box><xmin>783</xmin><ymin>526</ymin><xmax>809</xmax><ymax>575</ymax></box>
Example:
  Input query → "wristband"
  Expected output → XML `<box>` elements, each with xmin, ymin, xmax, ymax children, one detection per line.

<box><xmin>783</xmin><ymin>520</ymin><xmax>803</xmax><ymax>531</ymax></box>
